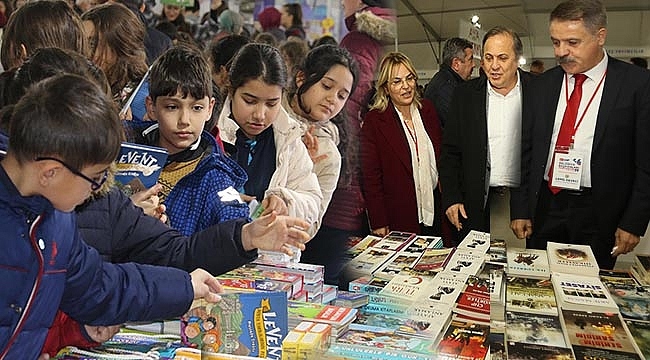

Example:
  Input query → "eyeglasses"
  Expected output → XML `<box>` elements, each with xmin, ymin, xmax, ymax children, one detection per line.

<box><xmin>390</xmin><ymin>74</ymin><xmax>417</xmax><ymax>88</ymax></box>
<box><xmin>35</xmin><ymin>157</ymin><xmax>108</xmax><ymax>191</ymax></box>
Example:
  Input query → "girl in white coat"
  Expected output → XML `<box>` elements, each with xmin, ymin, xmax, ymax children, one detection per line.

<box><xmin>217</xmin><ymin>43</ymin><xmax>322</xmax><ymax>244</ymax></box>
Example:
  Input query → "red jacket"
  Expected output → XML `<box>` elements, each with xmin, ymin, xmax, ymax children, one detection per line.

<box><xmin>361</xmin><ymin>99</ymin><xmax>442</xmax><ymax>233</ymax></box>
<box><xmin>42</xmin><ymin>312</ymin><xmax>100</xmax><ymax>356</ymax></box>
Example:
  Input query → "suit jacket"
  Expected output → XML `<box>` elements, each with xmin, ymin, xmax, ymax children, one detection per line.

<box><xmin>440</xmin><ymin>69</ymin><xmax>534</xmax><ymax>233</ymax></box>
<box><xmin>361</xmin><ymin>99</ymin><xmax>442</xmax><ymax>233</ymax></box>
<box><xmin>511</xmin><ymin>57</ymin><xmax>650</xmax><ymax>239</ymax></box>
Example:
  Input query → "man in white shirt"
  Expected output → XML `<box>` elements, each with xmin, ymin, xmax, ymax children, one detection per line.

<box><xmin>439</xmin><ymin>26</ymin><xmax>535</xmax><ymax>243</ymax></box>
<box><xmin>511</xmin><ymin>0</ymin><xmax>650</xmax><ymax>269</ymax></box>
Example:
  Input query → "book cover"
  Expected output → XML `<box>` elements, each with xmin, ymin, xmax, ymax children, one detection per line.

<box><xmin>410</xmin><ymin>247</ymin><xmax>453</xmax><ymax>273</ymax></box>
<box><xmin>346</xmin><ymin>235</ymin><xmax>382</xmax><ymax>259</ymax></box>
<box><xmin>418</xmin><ymin>271</ymin><xmax>468</xmax><ymax>306</ymax></box>
<box><xmin>505</xmin><ymin>342</ymin><xmax>574</xmax><ymax>360</ymax></box>
<box><xmin>373</xmin><ymin>251</ymin><xmax>422</xmax><ymax>280</ymax></box>
<box><xmin>444</xmin><ymin>249</ymin><xmax>485</xmax><ymax>276</ymax></box>
<box><xmin>402</xmin><ymin>236</ymin><xmax>443</xmax><ymax>253</ymax></box>
<box><xmin>505</xmin><ymin>311</ymin><xmax>566</xmax><ymax>347</ymax></box>
<box><xmin>372</xmin><ymin>231</ymin><xmax>416</xmax><ymax>252</ymax></box>
<box><xmin>287</xmin><ymin>301</ymin><xmax>357</xmax><ymax>328</ymax></box>
<box><xmin>457</xmin><ymin>230</ymin><xmax>491</xmax><ymax>254</ymax></box>
<box><xmin>507</xmin><ymin>248</ymin><xmax>551</xmax><ymax>279</ymax></box>
<box><xmin>379</xmin><ymin>274</ymin><xmax>434</xmax><ymax>301</ymax></box>
<box><xmin>219</xmin><ymin>266</ymin><xmax>303</xmax><ymax>297</ymax></box>
<box><xmin>552</xmin><ymin>272</ymin><xmax>618</xmax><ymax>312</ymax></box>
<box><xmin>348</xmin><ymin>276</ymin><xmax>389</xmax><ymax>295</ymax></box>
<box><xmin>335</xmin><ymin>328</ymin><xmax>434</xmax><ymax>355</ymax></box>
<box><xmin>546</xmin><ymin>242</ymin><xmax>600</xmax><ymax>277</ymax></box>
<box><xmin>600</xmin><ymin>269</ymin><xmax>640</xmax><ymax>288</ymax></box>
<box><xmin>114</xmin><ymin>142</ymin><xmax>168</xmax><ymax>193</ymax></box>
<box><xmin>333</xmin><ymin>291</ymin><xmax>369</xmax><ymax>308</ymax></box>
<box><xmin>606</xmin><ymin>284</ymin><xmax>650</xmax><ymax>321</ymax></box>
<box><xmin>506</xmin><ymin>277</ymin><xmax>558</xmax><ymax>316</ymax></box>
<box><xmin>401</xmin><ymin>302</ymin><xmax>453</xmax><ymax>340</ymax></box>
<box><xmin>345</xmin><ymin>248</ymin><xmax>396</xmax><ymax>277</ymax></box>
<box><xmin>327</xmin><ymin>342</ymin><xmax>435</xmax><ymax>360</ymax></box>
<box><xmin>436</xmin><ymin>318</ymin><xmax>490</xmax><ymax>360</ymax></box>
<box><xmin>625</xmin><ymin>319</ymin><xmax>650</xmax><ymax>360</ymax></box>
<box><xmin>180</xmin><ymin>291</ymin><xmax>288</xmax><ymax>359</ymax></box>
<box><xmin>455</xmin><ymin>292</ymin><xmax>490</xmax><ymax>320</ymax></box>
<box><xmin>562</xmin><ymin>309</ymin><xmax>641</xmax><ymax>360</ymax></box>
<box><xmin>217</xmin><ymin>277</ymin><xmax>293</xmax><ymax>298</ymax></box>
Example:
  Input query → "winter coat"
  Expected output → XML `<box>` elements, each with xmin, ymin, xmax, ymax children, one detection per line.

<box><xmin>0</xmin><ymin>166</ymin><xmax>193</xmax><ymax>359</ymax></box>
<box><xmin>124</xmin><ymin>121</ymin><xmax>250</xmax><ymax>236</ymax></box>
<box><xmin>324</xmin><ymin>6</ymin><xmax>395</xmax><ymax>232</ymax></box>
<box><xmin>218</xmin><ymin>97</ymin><xmax>323</xmax><ymax>236</ymax></box>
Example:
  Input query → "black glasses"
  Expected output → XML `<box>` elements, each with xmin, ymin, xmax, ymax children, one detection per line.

<box><xmin>35</xmin><ymin>157</ymin><xmax>108</xmax><ymax>191</ymax></box>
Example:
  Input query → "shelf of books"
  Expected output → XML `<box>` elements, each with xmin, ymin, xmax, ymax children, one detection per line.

<box><xmin>53</xmin><ymin>232</ymin><xmax>650</xmax><ymax>360</ymax></box>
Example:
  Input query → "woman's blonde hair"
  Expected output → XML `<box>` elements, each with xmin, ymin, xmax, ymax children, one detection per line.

<box><xmin>369</xmin><ymin>51</ymin><xmax>421</xmax><ymax>112</ymax></box>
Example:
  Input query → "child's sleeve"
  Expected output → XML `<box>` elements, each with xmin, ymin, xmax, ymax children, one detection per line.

<box><xmin>58</xmin><ymin>220</ymin><xmax>195</xmax><ymax>326</ymax></box>
<box><xmin>41</xmin><ymin>311</ymin><xmax>100</xmax><ymax>357</ymax></box>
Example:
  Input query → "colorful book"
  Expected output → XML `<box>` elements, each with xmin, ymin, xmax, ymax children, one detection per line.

<box><xmin>287</xmin><ymin>301</ymin><xmax>357</xmax><ymax>330</ymax></box>
<box><xmin>436</xmin><ymin>318</ymin><xmax>490</xmax><ymax>360</ymax></box>
<box><xmin>551</xmin><ymin>272</ymin><xmax>618</xmax><ymax>312</ymax></box>
<box><xmin>562</xmin><ymin>309</ymin><xmax>641</xmax><ymax>360</ymax></box>
<box><xmin>219</xmin><ymin>266</ymin><xmax>303</xmax><ymax>297</ymax></box>
<box><xmin>506</xmin><ymin>277</ymin><xmax>558</xmax><ymax>316</ymax></box>
<box><xmin>407</xmin><ymin>247</ymin><xmax>453</xmax><ymax>274</ymax></box>
<box><xmin>505</xmin><ymin>311</ymin><xmax>566</xmax><ymax>347</ymax></box>
<box><xmin>348</xmin><ymin>276</ymin><xmax>389</xmax><ymax>295</ymax></box>
<box><xmin>546</xmin><ymin>242</ymin><xmax>600</xmax><ymax>277</ymax></box>
<box><xmin>335</xmin><ymin>328</ymin><xmax>435</xmax><ymax>356</ymax></box>
<box><xmin>114</xmin><ymin>142</ymin><xmax>168</xmax><ymax>194</ymax></box>
<box><xmin>606</xmin><ymin>283</ymin><xmax>650</xmax><ymax>321</ymax></box>
<box><xmin>180</xmin><ymin>291</ymin><xmax>288</xmax><ymax>359</ymax></box>
<box><xmin>507</xmin><ymin>248</ymin><xmax>550</xmax><ymax>279</ymax></box>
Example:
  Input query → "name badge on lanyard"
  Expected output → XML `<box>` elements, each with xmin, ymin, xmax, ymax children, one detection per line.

<box><xmin>550</xmin><ymin>147</ymin><xmax>583</xmax><ymax>190</ymax></box>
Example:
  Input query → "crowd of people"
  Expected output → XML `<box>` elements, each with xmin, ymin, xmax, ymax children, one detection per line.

<box><xmin>0</xmin><ymin>0</ymin><xmax>648</xmax><ymax>358</ymax></box>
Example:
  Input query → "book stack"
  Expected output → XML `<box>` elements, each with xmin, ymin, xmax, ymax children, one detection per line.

<box><xmin>287</xmin><ymin>301</ymin><xmax>357</xmax><ymax>339</ymax></box>
<box><xmin>344</xmin><ymin>231</ymin><xmax>418</xmax><ymax>280</ymax></box>
<box><xmin>218</xmin><ymin>265</ymin><xmax>303</xmax><ymax>299</ymax></box>
<box><xmin>486</xmin><ymin>237</ymin><xmax>507</xmax><ymax>266</ymax></box>
<box><xmin>180</xmin><ymin>291</ymin><xmax>288</xmax><ymax>359</ymax></box>
<box><xmin>281</xmin><ymin>321</ymin><xmax>332</xmax><ymax>360</ymax></box>
<box><xmin>551</xmin><ymin>272</ymin><xmax>619</xmax><ymax>313</ymax></box>
<box><xmin>249</xmin><ymin>260</ymin><xmax>325</xmax><ymax>303</ymax></box>
<box><xmin>436</xmin><ymin>318</ymin><xmax>490</xmax><ymax>360</ymax></box>
<box><xmin>631</xmin><ymin>254</ymin><xmax>650</xmax><ymax>286</ymax></box>
<box><xmin>453</xmin><ymin>275</ymin><xmax>491</xmax><ymax>322</ymax></box>
<box><xmin>506</xmin><ymin>247</ymin><xmax>550</xmax><ymax>279</ymax></box>
<box><xmin>333</xmin><ymin>291</ymin><xmax>369</xmax><ymax>309</ymax></box>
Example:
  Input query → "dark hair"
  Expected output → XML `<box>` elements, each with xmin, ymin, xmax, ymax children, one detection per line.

<box><xmin>294</xmin><ymin>45</ymin><xmax>359</xmax><ymax>183</ymax></box>
<box><xmin>311</xmin><ymin>35</ymin><xmax>337</xmax><ymax>48</ymax></box>
<box><xmin>631</xmin><ymin>57</ymin><xmax>648</xmax><ymax>69</ymax></box>
<box><xmin>442</xmin><ymin>37</ymin><xmax>473</xmax><ymax>66</ymax></box>
<box><xmin>482</xmin><ymin>26</ymin><xmax>523</xmax><ymax>60</ymax></box>
<box><xmin>82</xmin><ymin>3</ymin><xmax>148</xmax><ymax>99</ymax></box>
<box><xmin>550</xmin><ymin>0</ymin><xmax>607</xmax><ymax>34</ymax></box>
<box><xmin>149</xmin><ymin>45</ymin><xmax>212</xmax><ymax>102</ymax></box>
<box><xmin>9</xmin><ymin>74</ymin><xmax>122</xmax><ymax>169</ymax></box>
<box><xmin>293</xmin><ymin>45</ymin><xmax>359</xmax><ymax>116</ymax></box>
<box><xmin>1</xmin><ymin>0</ymin><xmax>86</xmax><ymax>70</ymax></box>
<box><xmin>208</xmin><ymin>34</ymin><xmax>250</xmax><ymax>70</ymax></box>
<box><xmin>228</xmin><ymin>43</ymin><xmax>287</xmax><ymax>93</ymax></box>
<box><xmin>6</xmin><ymin>48</ymin><xmax>110</xmax><ymax>108</ymax></box>
<box><xmin>283</xmin><ymin>3</ymin><xmax>302</xmax><ymax>27</ymax></box>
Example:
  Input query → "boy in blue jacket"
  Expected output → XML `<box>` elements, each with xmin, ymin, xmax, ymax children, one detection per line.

<box><xmin>0</xmin><ymin>74</ymin><xmax>222</xmax><ymax>358</ymax></box>
<box><xmin>124</xmin><ymin>45</ymin><xmax>250</xmax><ymax>236</ymax></box>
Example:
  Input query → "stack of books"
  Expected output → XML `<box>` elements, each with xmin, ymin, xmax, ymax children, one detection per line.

<box><xmin>506</xmin><ymin>247</ymin><xmax>550</xmax><ymax>279</ymax></box>
<box><xmin>248</xmin><ymin>260</ymin><xmax>325</xmax><ymax>303</ymax></box>
<box><xmin>286</xmin><ymin>301</ymin><xmax>357</xmax><ymax>339</ymax></box>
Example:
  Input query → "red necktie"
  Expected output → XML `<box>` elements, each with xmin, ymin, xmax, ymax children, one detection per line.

<box><xmin>548</xmin><ymin>73</ymin><xmax>587</xmax><ymax>194</ymax></box>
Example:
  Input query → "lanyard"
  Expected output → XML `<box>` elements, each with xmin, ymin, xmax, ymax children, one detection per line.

<box><xmin>564</xmin><ymin>70</ymin><xmax>607</xmax><ymax>146</ymax></box>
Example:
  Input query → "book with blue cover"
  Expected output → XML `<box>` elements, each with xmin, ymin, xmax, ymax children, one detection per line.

<box><xmin>180</xmin><ymin>291</ymin><xmax>288</xmax><ymax>359</ymax></box>
<box><xmin>114</xmin><ymin>142</ymin><xmax>168</xmax><ymax>194</ymax></box>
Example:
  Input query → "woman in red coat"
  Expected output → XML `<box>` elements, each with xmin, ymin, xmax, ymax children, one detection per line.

<box><xmin>361</xmin><ymin>52</ymin><xmax>443</xmax><ymax>237</ymax></box>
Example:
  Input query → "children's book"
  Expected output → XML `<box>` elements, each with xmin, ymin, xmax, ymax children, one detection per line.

<box><xmin>114</xmin><ymin>142</ymin><xmax>168</xmax><ymax>194</ymax></box>
<box><xmin>546</xmin><ymin>242</ymin><xmax>600</xmax><ymax>277</ymax></box>
<box><xmin>625</xmin><ymin>319</ymin><xmax>650</xmax><ymax>360</ymax></box>
<box><xmin>561</xmin><ymin>309</ymin><xmax>642</xmax><ymax>360</ymax></box>
<box><xmin>180</xmin><ymin>291</ymin><xmax>288</xmax><ymax>359</ymax></box>
<box><xmin>505</xmin><ymin>311</ymin><xmax>566</xmax><ymax>347</ymax></box>
<box><xmin>506</xmin><ymin>248</ymin><xmax>550</xmax><ymax>279</ymax></box>
<box><xmin>506</xmin><ymin>277</ymin><xmax>558</xmax><ymax>316</ymax></box>
<box><xmin>551</xmin><ymin>272</ymin><xmax>618</xmax><ymax>312</ymax></box>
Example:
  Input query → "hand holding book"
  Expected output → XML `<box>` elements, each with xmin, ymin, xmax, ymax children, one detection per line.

<box><xmin>129</xmin><ymin>183</ymin><xmax>166</xmax><ymax>223</ymax></box>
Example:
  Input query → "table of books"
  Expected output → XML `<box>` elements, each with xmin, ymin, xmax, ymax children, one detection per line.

<box><xmin>54</xmin><ymin>231</ymin><xmax>650</xmax><ymax>360</ymax></box>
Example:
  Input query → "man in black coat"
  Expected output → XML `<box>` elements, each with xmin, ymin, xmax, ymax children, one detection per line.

<box><xmin>440</xmin><ymin>26</ymin><xmax>534</xmax><ymax>242</ymax></box>
<box><xmin>510</xmin><ymin>0</ymin><xmax>650</xmax><ymax>269</ymax></box>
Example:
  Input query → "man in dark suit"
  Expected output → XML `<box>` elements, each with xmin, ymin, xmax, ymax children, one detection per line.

<box><xmin>511</xmin><ymin>0</ymin><xmax>650</xmax><ymax>269</ymax></box>
<box><xmin>440</xmin><ymin>26</ymin><xmax>534</xmax><ymax>242</ymax></box>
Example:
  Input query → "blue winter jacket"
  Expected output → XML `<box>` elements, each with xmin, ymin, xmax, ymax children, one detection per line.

<box><xmin>0</xmin><ymin>166</ymin><xmax>193</xmax><ymax>358</ymax></box>
<box><xmin>124</xmin><ymin>121</ymin><xmax>250</xmax><ymax>236</ymax></box>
